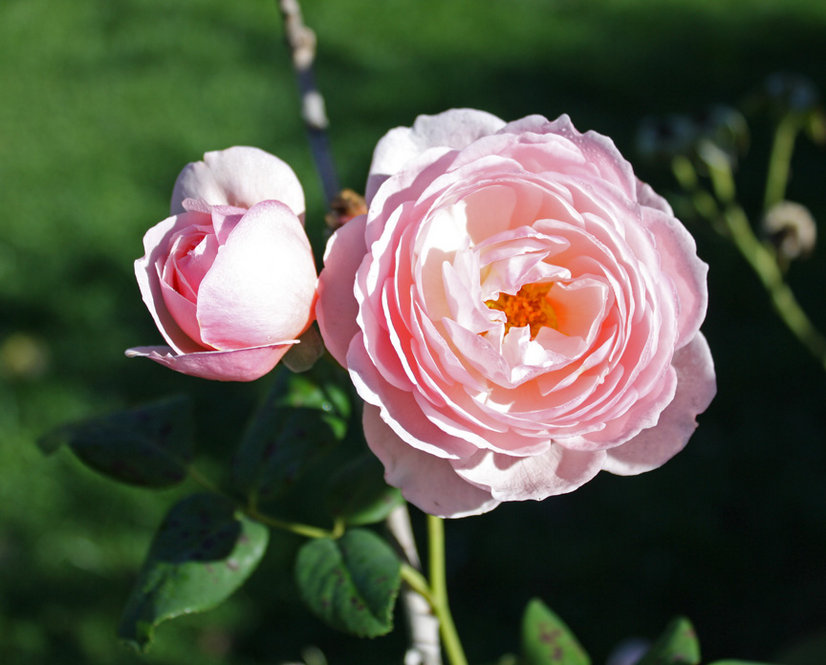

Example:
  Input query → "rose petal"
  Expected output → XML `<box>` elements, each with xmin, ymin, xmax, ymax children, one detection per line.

<box><xmin>171</xmin><ymin>146</ymin><xmax>305</xmax><ymax>219</ymax></box>
<box><xmin>197</xmin><ymin>201</ymin><xmax>317</xmax><ymax>349</ymax></box>
<box><xmin>602</xmin><ymin>333</ymin><xmax>716</xmax><ymax>474</ymax></box>
<box><xmin>125</xmin><ymin>342</ymin><xmax>296</xmax><ymax>382</ymax></box>
<box><xmin>348</xmin><ymin>334</ymin><xmax>479</xmax><ymax>460</ymax></box>
<box><xmin>363</xmin><ymin>405</ymin><xmax>500</xmax><ymax>518</ymax></box>
<box><xmin>134</xmin><ymin>211</ymin><xmax>211</xmax><ymax>354</ymax></box>
<box><xmin>640</xmin><ymin>199</ymin><xmax>709</xmax><ymax>348</ymax></box>
<box><xmin>366</xmin><ymin>108</ymin><xmax>506</xmax><ymax>204</ymax></box>
<box><xmin>451</xmin><ymin>444</ymin><xmax>605</xmax><ymax>501</ymax></box>
<box><xmin>317</xmin><ymin>214</ymin><xmax>368</xmax><ymax>366</ymax></box>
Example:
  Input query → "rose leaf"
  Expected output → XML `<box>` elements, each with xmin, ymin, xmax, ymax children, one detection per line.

<box><xmin>295</xmin><ymin>528</ymin><xmax>401</xmax><ymax>637</ymax></box>
<box><xmin>637</xmin><ymin>616</ymin><xmax>701</xmax><ymax>665</ymax></box>
<box><xmin>117</xmin><ymin>493</ymin><xmax>268</xmax><ymax>651</ymax></box>
<box><xmin>37</xmin><ymin>395</ymin><xmax>193</xmax><ymax>488</ymax></box>
<box><xmin>325</xmin><ymin>453</ymin><xmax>404</xmax><ymax>526</ymax></box>
<box><xmin>233</xmin><ymin>367</ymin><xmax>349</xmax><ymax>501</ymax></box>
<box><xmin>521</xmin><ymin>598</ymin><xmax>590</xmax><ymax>665</ymax></box>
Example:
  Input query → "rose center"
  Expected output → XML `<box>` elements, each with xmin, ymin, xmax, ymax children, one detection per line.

<box><xmin>485</xmin><ymin>282</ymin><xmax>558</xmax><ymax>339</ymax></box>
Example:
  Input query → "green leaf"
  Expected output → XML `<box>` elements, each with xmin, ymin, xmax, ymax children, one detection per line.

<box><xmin>233</xmin><ymin>367</ymin><xmax>349</xmax><ymax>502</ymax></box>
<box><xmin>521</xmin><ymin>598</ymin><xmax>590</xmax><ymax>665</ymax></box>
<box><xmin>38</xmin><ymin>396</ymin><xmax>193</xmax><ymax>488</ymax></box>
<box><xmin>295</xmin><ymin>528</ymin><xmax>401</xmax><ymax>637</ymax></box>
<box><xmin>326</xmin><ymin>453</ymin><xmax>404</xmax><ymax>526</ymax></box>
<box><xmin>118</xmin><ymin>493</ymin><xmax>268</xmax><ymax>650</ymax></box>
<box><xmin>638</xmin><ymin>617</ymin><xmax>701</xmax><ymax>665</ymax></box>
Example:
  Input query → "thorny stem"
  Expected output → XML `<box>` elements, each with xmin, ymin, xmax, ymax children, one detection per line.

<box><xmin>277</xmin><ymin>0</ymin><xmax>339</xmax><ymax>206</ymax></box>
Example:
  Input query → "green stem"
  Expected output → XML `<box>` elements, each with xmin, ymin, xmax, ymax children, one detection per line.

<box><xmin>187</xmin><ymin>467</ymin><xmax>343</xmax><ymax>539</ymax></box>
<box><xmin>764</xmin><ymin>113</ymin><xmax>800</xmax><ymax>211</ymax></box>
<box><xmin>673</xmin><ymin>154</ymin><xmax>826</xmax><ymax>372</ymax></box>
<box><xmin>247</xmin><ymin>497</ymin><xmax>344</xmax><ymax>540</ymax></box>
<box><xmin>400</xmin><ymin>564</ymin><xmax>435</xmax><ymax>606</ymax></box>
<box><xmin>721</xmin><ymin>205</ymin><xmax>826</xmax><ymax>371</ymax></box>
<box><xmin>428</xmin><ymin>515</ymin><xmax>468</xmax><ymax>665</ymax></box>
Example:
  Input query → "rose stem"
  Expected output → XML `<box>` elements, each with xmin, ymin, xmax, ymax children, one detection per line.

<box><xmin>428</xmin><ymin>515</ymin><xmax>469</xmax><ymax>665</ymax></box>
<box><xmin>277</xmin><ymin>0</ymin><xmax>339</xmax><ymax>207</ymax></box>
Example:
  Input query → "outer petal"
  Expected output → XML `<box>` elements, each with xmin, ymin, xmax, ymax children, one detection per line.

<box><xmin>498</xmin><ymin>113</ymin><xmax>638</xmax><ymax>197</ymax></box>
<box><xmin>316</xmin><ymin>214</ymin><xmax>368</xmax><ymax>366</ymax></box>
<box><xmin>124</xmin><ymin>343</ymin><xmax>295</xmax><ymax>382</ymax></box>
<box><xmin>171</xmin><ymin>146</ymin><xmax>305</xmax><ymax>219</ymax></box>
<box><xmin>197</xmin><ymin>201</ymin><xmax>317</xmax><ymax>349</ymax></box>
<box><xmin>451</xmin><ymin>445</ymin><xmax>606</xmax><ymax>502</ymax></box>
<box><xmin>602</xmin><ymin>333</ymin><xmax>716</xmax><ymax>475</ymax></box>
<box><xmin>134</xmin><ymin>211</ymin><xmax>210</xmax><ymax>355</ymax></box>
<box><xmin>365</xmin><ymin>109</ymin><xmax>506</xmax><ymax>203</ymax></box>
<box><xmin>363</xmin><ymin>405</ymin><xmax>500</xmax><ymax>518</ymax></box>
<box><xmin>639</xmin><ymin>191</ymin><xmax>709</xmax><ymax>348</ymax></box>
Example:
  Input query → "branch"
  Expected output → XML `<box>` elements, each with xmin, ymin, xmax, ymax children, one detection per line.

<box><xmin>277</xmin><ymin>0</ymin><xmax>339</xmax><ymax>206</ymax></box>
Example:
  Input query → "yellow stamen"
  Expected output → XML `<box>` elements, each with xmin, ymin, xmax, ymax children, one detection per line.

<box><xmin>485</xmin><ymin>282</ymin><xmax>558</xmax><ymax>339</ymax></box>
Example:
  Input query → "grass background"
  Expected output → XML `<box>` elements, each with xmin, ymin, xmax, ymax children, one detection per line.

<box><xmin>2</xmin><ymin>0</ymin><xmax>826</xmax><ymax>663</ymax></box>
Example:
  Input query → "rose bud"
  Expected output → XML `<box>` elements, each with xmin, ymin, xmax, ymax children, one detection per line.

<box><xmin>127</xmin><ymin>147</ymin><xmax>317</xmax><ymax>381</ymax></box>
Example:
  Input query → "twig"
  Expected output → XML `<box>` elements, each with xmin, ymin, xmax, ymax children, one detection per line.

<box><xmin>277</xmin><ymin>0</ymin><xmax>339</xmax><ymax>206</ymax></box>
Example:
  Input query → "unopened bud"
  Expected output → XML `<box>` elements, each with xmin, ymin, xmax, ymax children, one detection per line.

<box><xmin>762</xmin><ymin>200</ymin><xmax>817</xmax><ymax>261</ymax></box>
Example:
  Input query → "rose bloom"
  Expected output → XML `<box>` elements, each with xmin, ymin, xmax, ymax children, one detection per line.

<box><xmin>127</xmin><ymin>147</ymin><xmax>317</xmax><ymax>381</ymax></box>
<box><xmin>317</xmin><ymin>109</ymin><xmax>716</xmax><ymax>518</ymax></box>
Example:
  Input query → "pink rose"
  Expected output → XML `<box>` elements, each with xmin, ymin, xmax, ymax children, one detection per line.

<box><xmin>317</xmin><ymin>110</ymin><xmax>716</xmax><ymax>517</ymax></box>
<box><xmin>127</xmin><ymin>147</ymin><xmax>317</xmax><ymax>381</ymax></box>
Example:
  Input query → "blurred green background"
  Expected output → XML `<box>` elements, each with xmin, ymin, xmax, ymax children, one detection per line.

<box><xmin>2</xmin><ymin>0</ymin><xmax>826</xmax><ymax>663</ymax></box>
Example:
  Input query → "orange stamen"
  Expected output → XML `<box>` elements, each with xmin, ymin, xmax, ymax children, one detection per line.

<box><xmin>485</xmin><ymin>282</ymin><xmax>558</xmax><ymax>339</ymax></box>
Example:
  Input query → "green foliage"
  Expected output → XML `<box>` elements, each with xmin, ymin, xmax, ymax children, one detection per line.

<box><xmin>233</xmin><ymin>365</ymin><xmax>350</xmax><ymax>503</ymax></box>
<box><xmin>638</xmin><ymin>617</ymin><xmax>701</xmax><ymax>665</ymax></box>
<box><xmin>521</xmin><ymin>598</ymin><xmax>590</xmax><ymax>665</ymax></box>
<box><xmin>37</xmin><ymin>396</ymin><xmax>193</xmax><ymax>488</ymax></box>
<box><xmin>295</xmin><ymin>528</ymin><xmax>401</xmax><ymax>637</ymax></box>
<box><xmin>325</xmin><ymin>453</ymin><xmax>404</xmax><ymax>526</ymax></box>
<box><xmin>118</xmin><ymin>493</ymin><xmax>268</xmax><ymax>651</ymax></box>
<box><xmin>4</xmin><ymin>0</ymin><xmax>826</xmax><ymax>662</ymax></box>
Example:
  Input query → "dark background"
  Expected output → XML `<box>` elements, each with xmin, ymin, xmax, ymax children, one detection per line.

<box><xmin>1</xmin><ymin>1</ymin><xmax>825</xmax><ymax>663</ymax></box>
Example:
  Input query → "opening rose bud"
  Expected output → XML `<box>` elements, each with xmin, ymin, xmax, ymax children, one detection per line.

<box><xmin>317</xmin><ymin>109</ymin><xmax>717</xmax><ymax>518</ymax></box>
<box><xmin>127</xmin><ymin>147</ymin><xmax>317</xmax><ymax>381</ymax></box>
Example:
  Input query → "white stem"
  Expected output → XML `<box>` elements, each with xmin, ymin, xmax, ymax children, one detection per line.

<box><xmin>387</xmin><ymin>505</ymin><xmax>442</xmax><ymax>665</ymax></box>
